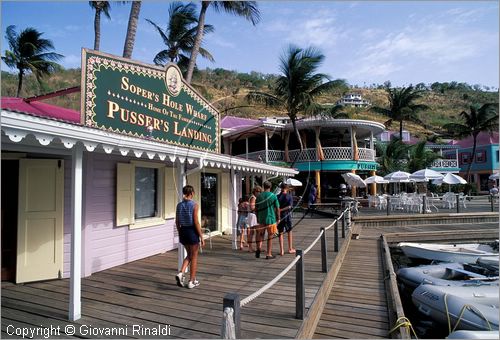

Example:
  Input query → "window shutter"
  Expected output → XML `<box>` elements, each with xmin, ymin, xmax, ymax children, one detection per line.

<box><xmin>220</xmin><ymin>172</ymin><xmax>230</xmax><ymax>232</ymax></box>
<box><xmin>187</xmin><ymin>171</ymin><xmax>201</xmax><ymax>221</ymax></box>
<box><xmin>116</xmin><ymin>163</ymin><xmax>134</xmax><ymax>226</ymax></box>
<box><xmin>164</xmin><ymin>167</ymin><xmax>177</xmax><ymax>219</ymax></box>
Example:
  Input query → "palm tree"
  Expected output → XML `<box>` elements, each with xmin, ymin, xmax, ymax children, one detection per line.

<box><xmin>89</xmin><ymin>1</ymin><xmax>111</xmax><ymax>51</ymax></box>
<box><xmin>123</xmin><ymin>1</ymin><xmax>141</xmax><ymax>58</ymax></box>
<box><xmin>2</xmin><ymin>25</ymin><xmax>63</xmax><ymax>97</ymax></box>
<box><xmin>443</xmin><ymin>103</ymin><xmax>499</xmax><ymax>181</ymax></box>
<box><xmin>406</xmin><ymin>140</ymin><xmax>441</xmax><ymax>173</ymax></box>
<box><xmin>247</xmin><ymin>45</ymin><xmax>347</xmax><ymax>151</ymax></box>
<box><xmin>185</xmin><ymin>1</ymin><xmax>260</xmax><ymax>84</ymax></box>
<box><xmin>371</xmin><ymin>86</ymin><xmax>428</xmax><ymax>140</ymax></box>
<box><xmin>375</xmin><ymin>138</ymin><xmax>409</xmax><ymax>175</ymax></box>
<box><xmin>146</xmin><ymin>2</ymin><xmax>214</xmax><ymax>72</ymax></box>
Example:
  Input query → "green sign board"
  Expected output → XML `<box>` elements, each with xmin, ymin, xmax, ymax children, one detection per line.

<box><xmin>81</xmin><ymin>49</ymin><xmax>219</xmax><ymax>152</ymax></box>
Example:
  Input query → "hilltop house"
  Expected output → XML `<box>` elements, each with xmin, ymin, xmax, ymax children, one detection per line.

<box><xmin>336</xmin><ymin>93</ymin><xmax>371</xmax><ymax>108</ymax></box>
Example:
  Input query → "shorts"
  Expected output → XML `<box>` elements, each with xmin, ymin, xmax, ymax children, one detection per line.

<box><xmin>247</xmin><ymin>213</ymin><xmax>258</xmax><ymax>227</ymax></box>
<box><xmin>236</xmin><ymin>214</ymin><xmax>249</xmax><ymax>235</ymax></box>
<box><xmin>179</xmin><ymin>226</ymin><xmax>199</xmax><ymax>245</ymax></box>
<box><xmin>267</xmin><ymin>223</ymin><xmax>278</xmax><ymax>235</ymax></box>
<box><xmin>278</xmin><ymin>218</ymin><xmax>292</xmax><ymax>233</ymax></box>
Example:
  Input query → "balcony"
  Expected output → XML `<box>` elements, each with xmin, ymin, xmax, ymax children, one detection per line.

<box><xmin>238</xmin><ymin>147</ymin><xmax>376</xmax><ymax>163</ymax></box>
<box><xmin>431</xmin><ymin>159</ymin><xmax>459</xmax><ymax>169</ymax></box>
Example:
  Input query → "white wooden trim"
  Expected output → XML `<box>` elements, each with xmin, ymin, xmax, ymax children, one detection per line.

<box><xmin>69</xmin><ymin>143</ymin><xmax>83</xmax><ymax>321</ymax></box>
<box><xmin>176</xmin><ymin>162</ymin><xmax>187</xmax><ymax>272</ymax></box>
<box><xmin>2</xmin><ymin>110</ymin><xmax>297</xmax><ymax>176</ymax></box>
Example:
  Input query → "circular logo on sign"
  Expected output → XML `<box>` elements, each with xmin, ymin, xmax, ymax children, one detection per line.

<box><xmin>165</xmin><ymin>65</ymin><xmax>181</xmax><ymax>97</ymax></box>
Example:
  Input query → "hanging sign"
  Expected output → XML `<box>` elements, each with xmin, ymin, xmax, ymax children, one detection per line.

<box><xmin>81</xmin><ymin>49</ymin><xmax>219</xmax><ymax>152</ymax></box>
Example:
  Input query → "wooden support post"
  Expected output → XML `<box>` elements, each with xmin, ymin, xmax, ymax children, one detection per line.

<box><xmin>334</xmin><ymin>221</ymin><xmax>339</xmax><ymax>252</ymax></box>
<box><xmin>70</xmin><ymin>144</ymin><xmax>83</xmax><ymax>321</ymax></box>
<box><xmin>223</xmin><ymin>293</ymin><xmax>241</xmax><ymax>339</ymax></box>
<box><xmin>456</xmin><ymin>194</ymin><xmax>460</xmax><ymax>213</ymax></box>
<box><xmin>491</xmin><ymin>195</ymin><xmax>495</xmax><ymax>212</ymax></box>
<box><xmin>320</xmin><ymin>228</ymin><xmax>327</xmax><ymax>273</ymax></box>
<box><xmin>341</xmin><ymin>213</ymin><xmax>346</xmax><ymax>238</ymax></box>
<box><xmin>387</xmin><ymin>197</ymin><xmax>390</xmax><ymax>216</ymax></box>
<box><xmin>422</xmin><ymin>195</ymin><xmax>427</xmax><ymax>214</ymax></box>
<box><xmin>295</xmin><ymin>250</ymin><xmax>305</xmax><ymax>320</ymax></box>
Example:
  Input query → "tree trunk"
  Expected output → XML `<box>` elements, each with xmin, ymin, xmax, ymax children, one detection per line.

<box><xmin>289</xmin><ymin>118</ymin><xmax>304</xmax><ymax>166</ymax></box>
<box><xmin>465</xmin><ymin>133</ymin><xmax>478</xmax><ymax>184</ymax></box>
<box><xmin>94</xmin><ymin>9</ymin><xmax>101</xmax><ymax>51</ymax></box>
<box><xmin>16</xmin><ymin>69</ymin><xmax>23</xmax><ymax>97</ymax></box>
<box><xmin>186</xmin><ymin>1</ymin><xmax>210</xmax><ymax>84</ymax></box>
<box><xmin>123</xmin><ymin>1</ymin><xmax>141</xmax><ymax>58</ymax></box>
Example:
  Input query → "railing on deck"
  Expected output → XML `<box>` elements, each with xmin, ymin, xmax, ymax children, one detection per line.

<box><xmin>431</xmin><ymin>159</ymin><xmax>459</xmax><ymax>168</ymax></box>
<box><xmin>220</xmin><ymin>204</ymin><xmax>355</xmax><ymax>339</ymax></box>
<box><xmin>237</xmin><ymin>147</ymin><xmax>376</xmax><ymax>163</ymax></box>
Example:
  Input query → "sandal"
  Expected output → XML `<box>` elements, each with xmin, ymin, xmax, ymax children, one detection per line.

<box><xmin>266</xmin><ymin>255</ymin><xmax>275</xmax><ymax>259</ymax></box>
<box><xmin>288</xmin><ymin>249</ymin><xmax>296</xmax><ymax>254</ymax></box>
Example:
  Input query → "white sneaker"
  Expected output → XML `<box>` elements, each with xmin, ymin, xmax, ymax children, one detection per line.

<box><xmin>175</xmin><ymin>272</ymin><xmax>185</xmax><ymax>287</ymax></box>
<box><xmin>186</xmin><ymin>280</ymin><xmax>200</xmax><ymax>289</ymax></box>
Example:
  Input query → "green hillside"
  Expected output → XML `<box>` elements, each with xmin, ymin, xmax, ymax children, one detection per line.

<box><xmin>2</xmin><ymin>68</ymin><xmax>497</xmax><ymax>139</ymax></box>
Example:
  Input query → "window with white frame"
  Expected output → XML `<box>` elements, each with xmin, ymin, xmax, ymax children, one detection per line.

<box><xmin>116</xmin><ymin>162</ymin><xmax>176</xmax><ymax>229</ymax></box>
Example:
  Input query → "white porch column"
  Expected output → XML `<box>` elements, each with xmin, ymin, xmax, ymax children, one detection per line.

<box><xmin>245</xmin><ymin>138</ymin><xmax>249</xmax><ymax>160</ymax></box>
<box><xmin>349</xmin><ymin>126</ymin><xmax>354</xmax><ymax>158</ymax></box>
<box><xmin>231</xmin><ymin>169</ymin><xmax>238</xmax><ymax>250</ymax></box>
<box><xmin>455</xmin><ymin>149</ymin><xmax>459</xmax><ymax>164</ymax></box>
<box><xmin>265</xmin><ymin>130</ymin><xmax>269</xmax><ymax>163</ymax></box>
<box><xmin>69</xmin><ymin>143</ymin><xmax>83</xmax><ymax>321</ymax></box>
<box><xmin>176</xmin><ymin>161</ymin><xmax>187</xmax><ymax>272</ymax></box>
<box><xmin>370</xmin><ymin>131</ymin><xmax>374</xmax><ymax>150</ymax></box>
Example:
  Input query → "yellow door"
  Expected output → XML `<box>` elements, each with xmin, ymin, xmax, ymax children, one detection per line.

<box><xmin>219</xmin><ymin>172</ymin><xmax>230</xmax><ymax>233</ymax></box>
<box><xmin>16</xmin><ymin>159</ymin><xmax>64</xmax><ymax>283</ymax></box>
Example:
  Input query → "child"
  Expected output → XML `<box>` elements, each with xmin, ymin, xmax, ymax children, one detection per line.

<box><xmin>236</xmin><ymin>195</ymin><xmax>250</xmax><ymax>250</ymax></box>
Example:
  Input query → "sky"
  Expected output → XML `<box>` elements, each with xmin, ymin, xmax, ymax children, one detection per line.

<box><xmin>1</xmin><ymin>1</ymin><xmax>499</xmax><ymax>88</ymax></box>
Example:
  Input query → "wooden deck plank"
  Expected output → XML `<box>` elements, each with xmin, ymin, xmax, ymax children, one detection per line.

<box><xmin>1</xmin><ymin>217</ymin><xmax>344</xmax><ymax>339</ymax></box>
<box><xmin>312</xmin><ymin>226</ymin><xmax>390</xmax><ymax>339</ymax></box>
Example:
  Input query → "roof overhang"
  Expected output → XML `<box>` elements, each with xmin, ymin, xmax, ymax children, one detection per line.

<box><xmin>1</xmin><ymin>109</ymin><xmax>298</xmax><ymax>177</ymax></box>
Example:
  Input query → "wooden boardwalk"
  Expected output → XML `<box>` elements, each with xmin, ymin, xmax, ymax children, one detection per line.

<box><xmin>1</xmin><ymin>216</ymin><xmax>346</xmax><ymax>339</ymax></box>
<box><xmin>312</xmin><ymin>213</ymin><xmax>498</xmax><ymax>339</ymax></box>
<box><xmin>313</xmin><ymin>228</ymin><xmax>389</xmax><ymax>339</ymax></box>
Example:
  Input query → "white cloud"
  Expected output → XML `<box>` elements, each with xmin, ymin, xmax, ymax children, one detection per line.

<box><xmin>343</xmin><ymin>12</ymin><xmax>497</xmax><ymax>84</ymax></box>
<box><xmin>205</xmin><ymin>35</ymin><xmax>235</xmax><ymax>49</ymax></box>
<box><xmin>262</xmin><ymin>10</ymin><xmax>346</xmax><ymax>49</ymax></box>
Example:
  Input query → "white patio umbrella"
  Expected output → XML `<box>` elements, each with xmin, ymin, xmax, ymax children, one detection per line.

<box><xmin>384</xmin><ymin>171</ymin><xmax>411</xmax><ymax>194</ymax></box>
<box><xmin>410</xmin><ymin>168</ymin><xmax>444</xmax><ymax>181</ymax></box>
<box><xmin>285</xmin><ymin>178</ymin><xmax>302</xmax><ymax>186</ymax></box>
<box><xmin>489</xmin><ymin>172</ymin><xmax>499</xmax><ymax>180</ymax></box>
<box><xmin>364</xmin><ymin>175</ymin><xmax>389</xmax><ymax>184</ymax></box>
<box><xmin>342</xmin><ymin>173</ymin><xmax>366</xmax><ymax>188</ymax></box>
<box><xmin>432</xmin><ymin>173</ymin><xmax>467</xmax><ymax>192</ymax></box>
<box><xmin>384</xmin><ymin>171</ymin><xmax>411</xmax><ymax>182</ymax></box>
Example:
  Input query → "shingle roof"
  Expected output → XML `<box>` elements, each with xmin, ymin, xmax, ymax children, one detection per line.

<box><xmin>1</xmin><ymin>97</ymin><xmax>80</xmax><ymax>124</ymax></box>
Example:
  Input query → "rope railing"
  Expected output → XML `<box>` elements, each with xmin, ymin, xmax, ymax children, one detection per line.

<box><xmin>221</xmin><ymin>204</ymin><xmax>353</xmax><ymax>338</ymax></box>
<box><xmin>240</xmin><ymin>254</ymin><xmax>301</xmax><ymax>307</ymax></box>
<box><xmin>304</xmin><ymin>230</ymin><xmax>324</xmax><ymax>255</ymax></box>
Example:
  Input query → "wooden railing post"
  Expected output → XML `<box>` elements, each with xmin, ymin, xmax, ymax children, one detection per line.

<box><xmin>295</xmin><ymin>250</ymin><xmax>305</xmax><ymax>320</ymax></box>
<box><xmin>456</xmin><ymin>194</ymin><xmax>460</xmax><ymax>213</ymax></box>
<box><xmin>334</xmin><ymin>221</ymin><xmax>339</xmax><ymax>252</ymax></box>
<box><xmin>491</xmin><ymin>195</ymin><xmax>495</xmax><ymax>212</ymax></box>
<box><xmin>341</xmin><ymin>213</ymin><xmax>346</xmax><ymax>238</ymax></box>
<box><xmin>387</xmin><ymin>197</ymin><xmax>390</xmax><ymax>216</ymax></box>
<box><xmin>422</xmin><ymin>195</ymin><xmax>427</xmax><ymax>214</ymax></box>
<box><xmin>320</xmin><ymin>228</ymin><xmax>327</xmax><ymax>273</ymax></box>
<box><xmin>223</xmin><ymin>293</ymin><xmax>241</xmax><ymax>339</ymax></box>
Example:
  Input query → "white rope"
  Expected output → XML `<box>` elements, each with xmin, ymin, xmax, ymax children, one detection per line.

<box><xmin>240</xmin><ymin>255</ymin><xmax>301</xmax><ymax>307</ymax></box>
<box><xmin>221</xmin><ymin>307</ymin><xmax>236</xmax><ymax>339</ymax></box>
<box><xmin>304</xmin><ymin>229</ymin><xmax>324</xmax><ymax>255</ymax></box>
<box><xmin>239</xmin><ymin>208</ymin><xmax>350</xmax><ymax>308</ymax></box>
